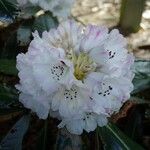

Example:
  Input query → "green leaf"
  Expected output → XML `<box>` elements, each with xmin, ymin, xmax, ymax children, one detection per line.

<box><xmin>0</xmin><ymin>115</ymin><xmax>30</xmax><ymax>150</ymax></box>
<box><xmin>0</xmin><ymin>32</ymin><xmax>18</xmax><ymax>59</ymax></box>
<box><xmin>124</xmin><ymin>105</ymin><xmax>143</xmax><ymax>140</ymax></box>
<box><xmin>0</xmin><ymin>84</ymin><xmax>21</xmax><ymax>121</ymax></box>
<box><xmin>0</xmin><ymin>84</ymin><xmax>18</xmax><ymax>104</ymax></box>
<box><xmin>16</xmin><ymin>17</ymin><xmax>35</xmax><ymax>46</ymax></box>
<box><xmin>99</xmin><ymin>123</ymin><xmax>144</xmax><ymax>150</ymax></box>
<box><xmin>0</xmin><ymin>84</ymin><xmax>19</xmax><ymax>109</ymax></box>
<box><xmin>36</xmin><ymin>120</ymin><xmax>48</xmax><ymax>150</ymax></box>
<box><xmin>0</xmin><ymin>59</ymin><xmax>17</xmax><ymax>75</ymax></box>
<box><xmin>18</xmin><ymin>6</ymin><xmax>41</xmax><ymax>18</ymax></box>
<box><xmin>0</xmin><ymin>109</ymin><xmax>23</xmax><ymax>123</ymax></box>
<box><xmin>17</xmin><ymin>26</ymin><xmax>31</xmax><ymax>46</ymax></box>
<box><xmin>0</xmin><ymin>12</ymin><xmax>13</xmax><ymax>26</ymax></box>
<box><xmin>0</xmin><ymin>0</ymin><xmax>18</xmax><ymax>19</ymax></box>
<box><xmin>32</xmin><ymin>12</ymin><xmax>58</xmax><ymax>35</ymax></box>
<box><xmin>0</xmin><ymin>92</ymin><xmax>18</xmax><ymax>110</ymax></box>
<box><xmin>55</xmin><ymin>128</ymin><xmax>82</xmax><ymax>150</ymax></box>
<box><xmin>132</xmin><ymin>60</ymin><xmax>150</xmax><ymax>94</ymax></box>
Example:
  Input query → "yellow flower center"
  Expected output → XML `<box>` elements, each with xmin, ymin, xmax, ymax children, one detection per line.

<box><xmin>72</xmin><ymin>52</ymin><xmax>96</xmax><ymax>80</ymax></box>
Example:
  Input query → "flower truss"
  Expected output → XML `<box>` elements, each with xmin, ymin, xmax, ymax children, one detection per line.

<box><xmin>16</xmin><ymin>20</ymin><xmax>134</xmax><ymax>135</ymax></box>
<box><xmin>17</xmin><ymin>0</ymin><xmax>75</xmax><ymax>18</ymax></box>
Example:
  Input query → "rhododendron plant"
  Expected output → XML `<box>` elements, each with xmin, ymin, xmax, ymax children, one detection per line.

<box><xmin>16</xmin><ymin>20</ymin><xmax>134</xmax><ymax>134</ymax></box>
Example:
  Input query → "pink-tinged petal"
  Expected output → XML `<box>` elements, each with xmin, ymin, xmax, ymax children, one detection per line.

<box><xmin>80</xmin><ymin>25</ymin><xmax>108</xmax><ymax>52</ymax></box>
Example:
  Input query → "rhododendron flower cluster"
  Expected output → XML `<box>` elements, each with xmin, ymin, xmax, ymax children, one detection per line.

<box><xmin>17</xmin><ymin>0</ymin><xmax>75</xmax><ymax>18</ymax></box>
<box><xmin>16</xmin><ymin>20</ymin><xmax>134</xmax><ymax>134</ymax></box>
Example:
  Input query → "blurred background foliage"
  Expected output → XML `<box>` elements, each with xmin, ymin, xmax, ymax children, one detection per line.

<box><xmin>0</xmin><ymin>0</ymin><xmax>150</xmax><ymax>150</ymax></box>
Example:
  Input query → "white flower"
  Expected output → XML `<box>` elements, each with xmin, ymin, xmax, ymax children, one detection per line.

<box><xmin>51</xmin><ymin>84</ymin><xmax>90</xmax><ymax>118</ymax></box>
<box><xmin>17</xmin><ymin>0</ymin><xmax>75</xmax><ymax>18</ymax></box>
<box><xmin>16</xmin><ymin>20</ymin><xmax>134</xmax><ymax>134</ymax></box>
<box><xmin>58</xmin><ymin>113</ymin><xmax>108</xmax><ymax>135</ymax></box>
<box><xmin>16</xmin><ymin>53</ymin><xmax>52</xmax><ymax>119</ymax></box>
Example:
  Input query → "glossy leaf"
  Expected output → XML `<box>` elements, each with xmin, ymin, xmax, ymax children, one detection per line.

<box><xmin>0</xmin><ymin>12</ymin><xmax>13</xmax><ymax>26</ymax></box>
<box><xmin>0</xmin><ymin>91</ymin><xmax>18</xmax><ymax>111</ymax></box>
<box><xmin>0</xmin><ymin>0</ymin><xmax>18</xmax><ymax>19</ymax></box>
<box><xmin>99</xmin><ymin>123</ymin><xmax>144</xmax><ymax>150</ymax></box>
<box><xmin>36</xmin><ymin>120</ymin><xmax>48</xmax><ymax>150</ymax></box>
<box><xmin>132</xmin><ymin>60</ymin><xmax>150</xmax><ymax>94</ymax></box>
<box><xmin>0</xmin><ymin>109</ymin><xmax>23</xmax><ymax>123</ymax></box>
<box><xmin>0</xmin><ymin>84</ymin><xmax>18</xmax><ymax>107</ymax></box>
<box><xmin>0</xmin><ymin>115</ymin><xmax>30</xmax><ymax>150</ymax></box>
<box><xmin>0</xmin><ymin>59</ymin><xmax>17</xmax><ymax>75</ymax></box>
<box><xmin>16</xmin><ymin>17</ymin><xmax>35</xmax><ymax>46</ymax></box>
<box><xmin>124</xmin><ymin>105</ymin><xmax>144</xmax><ymax>140</ymax></box>
<box><xmin>32</xmin><ymin>12</ymin><xmax>58</xmax><ymax>35</ymax></box>
<box><xmin>0</xmin><ymin>84</ymin><xmax>18</xmax><ymax>99</ymax></box>
<box><xmin>0</xmin><ymin>84</ymin><xmax>22</xmax><ymax>122</ymax></box>
<box><xmin>55</xmin><ymin>128</ymin><xmax>82</xmax><ymax>150</ymax></box>
<box><xmin>18</xmin><ymin>6</ymin><xmax>41</xmax><ymax>18</ymax></box>
<box><xmin>17</xmin><ymin>24</ymin><xmax>32</xmax><ymax>46</ymax></box>
<box><xmin>0</xmin><ymin>31</ymin><xmax>18</xmax><ymax>59</ymax></box>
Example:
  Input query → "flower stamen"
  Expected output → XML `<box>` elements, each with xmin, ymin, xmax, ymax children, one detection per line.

<box><xmin>73</xmin><ymin>52</ymin><xmax>96</xmax><ymax>80</ymax></box>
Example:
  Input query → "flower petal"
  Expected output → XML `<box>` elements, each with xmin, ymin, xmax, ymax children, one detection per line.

<box><xmin>19</xmin><ymin>93</ymin><xmax>50</xmax><ymax>119</ymax></box>
<box><xmin>51</xmin><ymin>85</ymin><xmax>90</xmax><ymax>118</ymax></box>
<box><xmin>80</xmin><ymin>25</ymin><xmax>108</xmax><ymax>52</ymax></box>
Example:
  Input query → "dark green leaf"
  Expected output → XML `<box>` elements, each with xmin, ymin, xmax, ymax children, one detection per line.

<box><xmin>0</xmin><ymin>115</ymin><xmax>30</xmax><ymax>150</ymax></box>
<box><xmin>0</xmin><ymin>108</ymin><xmax>23</xmax><ymax>123</ymax></box>
<box><xmin>99</xmin><ymin>123</ymin><xmax>144</xmax><ymax>150</ymax></box>
<box><xmin>0</xmin><ymin>59</ymin><xmax>17</xmax><ymax>75</ymax></box>
<box><xmin>18</xmin><ymin>6</ymin><xmax>41</xmax><ymax>18</ymax></box>
<box><xmin>55</xmin><ymin>128</ymin><xmax>82</xmax><ymax>150</ymax></box>
<box><xmin>132</xmin><ymin>60</ymin><xmax>150</xmax><ymax>94</ymax></box>
<box><xmin>0</xmin><ymin>12</ymin><xmax>13</xmax><ymax>26</ymax></box>
<box><xmin>32</xmin><ymin>12</ymin><xmax>58</xmax><ymax>35</ymax></box>
<box><xmin>0</xmin><ymin>0</ymin><xmax>18</xmax><ymax>19</ymax></box>
<box><xmin>0</xmin><ymin>84</ymin><xmax>21</xmax><ymax>121</ymax></box>
<box><xmin>16</xmin><ymin>17</ymin><xmax>35</xmax><ymax>47</ymax></box>
<box><xmin>0</xmin><ymin>32</ymin><xmax>18</xmax><ymax>59</ymax></box>
<box><xmin>124</xmin><ymin>105</ymin><xmax>144</xmax><ymax>140</ymax></box>
<box><xmin>0</xmin><ymin>84</ymin><xmax>18</xmax><ymax>99</ymax></box>
<box><xmin>0</xmin><ymin>84</ymin><xmax>18</xmax><ymax>106</ymax></box>
<box><xmin>0</xmin><ymin>92</ymin><xmax>18</xmax><ymax>109</ymax></box>
<box><xmin>17</xmin><ymin>26</ymin><xmax>31</xmax><ymax>46</ymax></box>
<box><xmin>36</xmin><ymin>120</ymin><xmax>48</xmax><ymax>150</ymax></box>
